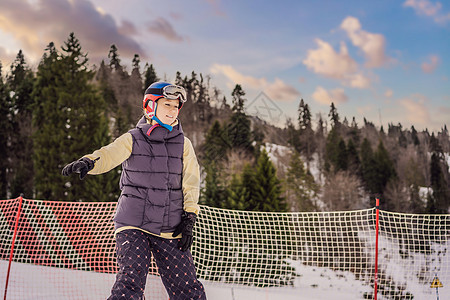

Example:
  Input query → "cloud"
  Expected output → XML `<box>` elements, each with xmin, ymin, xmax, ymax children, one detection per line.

<box><xmin>205</xmin><ymin>0</ymin><xmax>227</xmax><ymax>16</ymax></box>
<box><xmin>146</xmin><ymin>17</ymin><xmax>184</xmax><ymax>42</ymax></box>
<box><xmin>118</xmin><ymin>20</ymin><xmax>138</xmax><ymax>36</ymax></box>
<box><xmin>421</xmin><ymin>54</ymin><xmax>440</xmax><ymax>73</ymax></box>
<box><xmin>312</xmin><ymin>86</ymin><xmax>349</xmax><ymax>105</ymax></box>
<box><xmin>403</xmin><ymin>0</ymin><xmax>450</xmax><ymax>24</ymax></box>
<box><xmin>210</xmin><ymin>63</ymin><xmax>300</xmax><ymax>101</ymax></box>
<box><xmin>211</xmin><ymin>64</ymin><xmax>263</xmax><ymax>88</ymax></box>
<box><xmin>399</xmin><ymin>95</ymin><xmax>431</xmax><ymax>125</ymax></box>
<box><xmin>347</xmin><ymin>73</ymin><xmax>371</xmax><ymax>89</ymax></box>
<box><xmin>340</xmin><ymin>16</ymin><xmax>390</xmax><ymax>68</ymax></box>
<box><xmin>357</xmin><ymin>105</ymin><xmax>374</xmax><ymax>117</ymax></box>
<box><xmin>303</xmin><ymin>39</ymin><xmax>357</xmax><ymax>78</ymax></box>
<box><xmin>385</xmin><ymin>89</ymin><xmax>393</xmax><ymax>98</ymax></box>
<box><xmin>265</xmin><ymin>78</ymin><xmax>301</xmax><ymax>101</ymax></box>
<box><xmin>0</xmin><ymin>0</ymin><xmax>145</xmax><ymax>64</ymax></box>
<box><xmin>380</xmin><ymin>94</ymin><xmax>447</xmax><ymax>131</ymax></box>
<box><xmin>0</xmin><ymin>45</ymin><xmax>16</xmax><ymax>66</ymax></box>
<box><xmin>303</xmin><ymin>39</ymin><xmax>371</xmax><ymax>88</ymax></box>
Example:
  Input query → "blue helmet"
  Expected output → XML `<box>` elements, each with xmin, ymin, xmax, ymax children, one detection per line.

<box><xmin>142</xmin><ymin>81</ymin><xmax>187</xmax><ymax>119</ymax></box>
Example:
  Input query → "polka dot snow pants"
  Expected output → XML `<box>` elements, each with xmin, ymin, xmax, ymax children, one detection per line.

<box><xmin>108</xmin><ymin>229</ymin><xmax>207</xmax><ymax>300</ymax></box>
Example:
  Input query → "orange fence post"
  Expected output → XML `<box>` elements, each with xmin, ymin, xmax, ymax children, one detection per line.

<box><xmin>3</xmin><ymin>195</ymin><xmax>24</xmax><ymax>300</ymax></box>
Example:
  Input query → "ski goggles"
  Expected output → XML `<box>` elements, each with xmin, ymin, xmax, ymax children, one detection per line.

<box><xmin>146</xmin><ymin>84</ymin><xmax>187</xmax><ymax>102</ymax></box>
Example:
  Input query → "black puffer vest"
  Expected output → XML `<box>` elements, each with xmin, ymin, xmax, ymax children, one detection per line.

<box><xmin>113</xmin><ymin>117</ymin><xmax>185</xmax><ymax>235</ymax></box>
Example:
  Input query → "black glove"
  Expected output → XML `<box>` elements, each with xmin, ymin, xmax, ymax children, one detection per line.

<box><xmin>62</xmin><ymin>157</ymin><xmax>97</xmax><ymax>180</ymax></box>
<box><xmin>172</xmin><ymin>211</ymin><xmax>197</xmax><ymax>252</ymax></box>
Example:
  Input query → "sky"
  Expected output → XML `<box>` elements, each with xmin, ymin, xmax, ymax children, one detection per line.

<box><xmin>0</xmin><ymin>0</ymin><xmax>449</xmax><ymax>132</ymax></box>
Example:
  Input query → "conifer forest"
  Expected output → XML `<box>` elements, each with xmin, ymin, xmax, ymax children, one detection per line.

<box><xmin>1</xmin><ymin>33</ymin><xmax>449</xmax><ymax>214</ymax></box>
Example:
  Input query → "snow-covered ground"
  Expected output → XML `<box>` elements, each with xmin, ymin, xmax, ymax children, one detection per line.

<box><xmin>1</xmin><ymin>259</ymin><xmax>446</xmax><ymax>300</ymax></box>
<box><xmin>0</xmin><ymin>260</ymin><xmax>365</xmax><ymax>300</ymax></box>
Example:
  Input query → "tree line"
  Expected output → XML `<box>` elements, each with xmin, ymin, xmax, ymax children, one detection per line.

<box><xmin>0</xmin><ymin>32</ymin><xmax>449</xmax><ymax>214</ymax></box>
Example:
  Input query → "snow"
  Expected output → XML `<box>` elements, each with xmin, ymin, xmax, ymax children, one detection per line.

<box><xmin>306</xmin><ymin>152</ymin><xmax>323</xmax><ymax>185</ymax></box>
<box><xmin>358</xmin><ymin>231</ymin><xmax>450</xmax><ymax>300</ymax></box>
<box><xmin>286</xmin><ymin>259</ymin><xmax>372</xmax><ymax>299</ymax></box>
<box><xmin>2</xmin><ymin>256</ymin><xmax>447</xmax><ymax>300</ymax></box>
<box><xmin>0</xmin><ymin>260</ymin><xmax>367</xmax><ymax>300</ymax></box>
<box><xmin>263</xmin><ymin>143</ymin><xmax>322</xmax><ymax>184</ymax></box>
<box><xmin>263</xmin><ymin>143</ymin><xmax>291</xmax><ymax>168</ymax></box>
<box><xmin>419</xmin><ymin>186</ymin><xmax>432</xmax><ymax>200</ymax></box>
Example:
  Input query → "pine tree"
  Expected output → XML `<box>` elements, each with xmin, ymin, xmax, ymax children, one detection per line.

<box><xmin>374</xmin><ymin>140</ymin><xmax>397</xmax><ymax>203</ymax></box>
<box><xmin>108</xmin><ymin>44</ymin><xmax>122</xmax><ymax>72</ymax></box>
<box><xmin>399</xmin><ymin>131</ymin><xmax>407</xmax><ymax>148</ymax></box>
<box><xmin>132</xmin><ymin>54</ymin><xmax>140</xmax><ymax>70</ymax></box>
<box><xmin>314</xmin><ymin>114</ymin><xmax>326</xmax><ymax>177</ymax></box>
<box><xmin>102</xmin><ymin>46</ymin><xmax>141</xmax><ymax>137</ymax></box>
<box><xmin>143</xmin><ymin>63</ymin><xmax>159</xmax><ymax>91</ymax></box>
<box><xmin>297</xmin><ymin>99</ymin><xmax>315</xmax><ymax>160</ymax></box>
<box><xmin>33</xmin><ymin>34</ymin><xmax>119</xmax><ymax>201</ymax></box>
<box><xmin>226</xmin><ymin>85</ymin><xmax>253</xmax><ymax>152</ymax></box>
<box><xmin>199</xmin><ymin>73</ymin><xmax>211</xmax><ymax>121</ymax></box>
<box><xmin>342</xmin><ymin>116</ymin><xmax>349</xmax><ymax>127</ymax></box>
<box><xmin>426</xmin><ymin>135</ymin><xmax>449</xmax><ymax>213</ymax></box>
<box><xmin>0</xmin><ymin>62</ymin><xmax>10</xmax><ymax>198</ymax></box>
<box><xmin>200</xmin><ymin>162</ymin><xmax>227</xmax><ymax>208</ymax></box>
<box><xmin>404</xmin><ymin>157</ymin><xmax>425</xmax><ymax>213</ymax></box>
<box><xmin>7</xmin><ymin>50</ymin><xmax>35</xmax><ymax>198</ymax></box>
<box><xmin>32</xmin><ymin>42</ymin><xmax>65</xmax><ymax>200</ymax></box>
<box><xmin>224</xmin><ymin>173</ymin><xmax>247</xmax><ymax>210</ymax></box>
<box><xmin>298</xmin><ymin>99</ymin><xmax>311</xmax><ymax>130</ymax></box>
<box><xmin>361</xmin><ymin>139</ymin><xmax>397</xmax><ymax>208</ymax></box>
<box><xmin>174</xmin><ymin>71</ymin><xmax>183</xmax><ymax>86</ymax></box>
<box><xmin>346</xmin><ymin>138</ymin><xmax>360</xmax><ymax>174</ymax></box>
<box><xmin>285</xmin><ymin>151</ymin><xmax>318</xmax><ymax>211</ymax></box>
<box><xmin>324</xmin><ymin>127</ymin><xmax>340</xmax><ymax>172</ymax></box>
<box><xmin>247</xmin><ymin>149</ymin><xmax>286</xmax><ymax>212</ymax></box>
<box><xmin>241</xmin><ymin>163</ymin><xmax>260</xmax><ymax>211</ymax></box>
<box><xmin>335</xmin><ymin>138</ymin><xmax>348</xmax><ymax>171</ymax></box>
<box><xmin>427</xmin><ymin>153</ymin><xmax>448</xmax><ymax>213</ymax></box>
<box><xmin>202</xmin><ymin>120</ymin><xmax>229</xmax><ymax>163</ymax></box>
<box><xmin>130</xmin><ymin>54</ymin><xmax>143</xmax><ymax>91</ymax></box>
<box><xmin>96</xmin><ymin>60</ymin><xmax>116</xmax><ymax>105</ymax></box>
<box><xmin>231</xmin><ymin>84</ymin><xmax>245</xmax><ymax>114</ymax></box>
<box><xmin>360</xmin><ymin>138</ymin><xmax>377</xmax><ymax>197</ymax></box>
<box><xmin>328</xmin><ymin>102</ymin><xmax>340</xmax><ymax>129</ymax></box>
<box><xmin>349</xmin><ymin>117</ymin><xmax>360</xmax><ymax>145</ymax></box>
<box><xmin>63</xmin><ymin>33</ymin><xmax>120</xmax><ymax>202</ymax></box>
<box><xmin>286</xmin><ymin>118</ymin><xmax>301</xmax><ymax>153</ymax></box>
<box><xmin>200</xmin><ymin>120</ymin><xmax>229</xmax><ymax>208</ymax></box>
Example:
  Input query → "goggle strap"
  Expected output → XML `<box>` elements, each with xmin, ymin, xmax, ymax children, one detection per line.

<box><xmin>146</xmin><ymin>85</ymin><xmax>186</xmax><ymax>102</ymax></box>
<box><xmin>144</xmin><ymin>99</ymin><xmax>150</xmax><ymax>108</ymax></box>
<box><xmin>146</xmin><ymin>88</ymin><xmax>164</xmax><ymax>95</ymax></box>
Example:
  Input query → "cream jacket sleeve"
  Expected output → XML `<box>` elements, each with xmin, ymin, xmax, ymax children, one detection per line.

<box><xmin>182</xmin><ymin>137</ymin><xmax>201</xmax><ymax>215</ymax></box>
<box><xmin>84</xmin><ymin>133</ymin><xmax>133</xmax><ymax>174</ymax></box>
<box><xmin>84</xmin><ymin>132</ymin><xmax>201</xmax><ymax>215</ymax></box>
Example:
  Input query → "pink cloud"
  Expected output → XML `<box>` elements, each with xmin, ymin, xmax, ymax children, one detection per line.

<box><xmin>312</xmin><ymin>86</ymin><xmax>349</xmax><ymax>105</ymax></box>
<box><xmin>0</xmin><ymin>0</ymin><xmax>145</xmax><ymax>63</ymax></box>
<box><xmin>210</xmin><ymin>63</ymin><xmax>300</xmax><ymax>101</ymax></box>
<box><xmin>421</xmin><ymin>55</ymin><xmax>440</xmax><ymax>73</ymax></box>
<box><xmin>404</xmin><ymin>0</ymin><xmax>450</xmax><ymax>24</ymax></box>
<box><xmin>399</xmin><ymin>96</ymin><xmax>431</xmax><ymax>125</ymax></box>
<box><xmin>340</xmin><ymin>16</ymin><xmax>390</xmax><ymax>68</ymax></box>
<box><xmin>303</xmin><ymin>39</ymin><xmax>371</xmax><ymax>88</ymax></box>
<box><xmin>146</xmin><ymin>17</ymin><xmax>184</xmax><ymax>42</ymax></box>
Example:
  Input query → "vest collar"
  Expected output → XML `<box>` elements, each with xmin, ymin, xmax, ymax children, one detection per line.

<box><xmin>136</xmin><ymin>116</ymin><xmax>183</xmax><ymax>139</ymax></box>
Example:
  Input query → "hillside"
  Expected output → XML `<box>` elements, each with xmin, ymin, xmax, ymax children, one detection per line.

<box><xmin>0</xmin><ymin>38</ymin><xmax>448</xmax><ymax>214</ymax></box>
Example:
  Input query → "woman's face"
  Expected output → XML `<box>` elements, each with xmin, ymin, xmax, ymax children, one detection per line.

<box><xmin>155</xmin><ymin>98</ymin><xmax>180</xmax><ymax>125</ymax></box>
